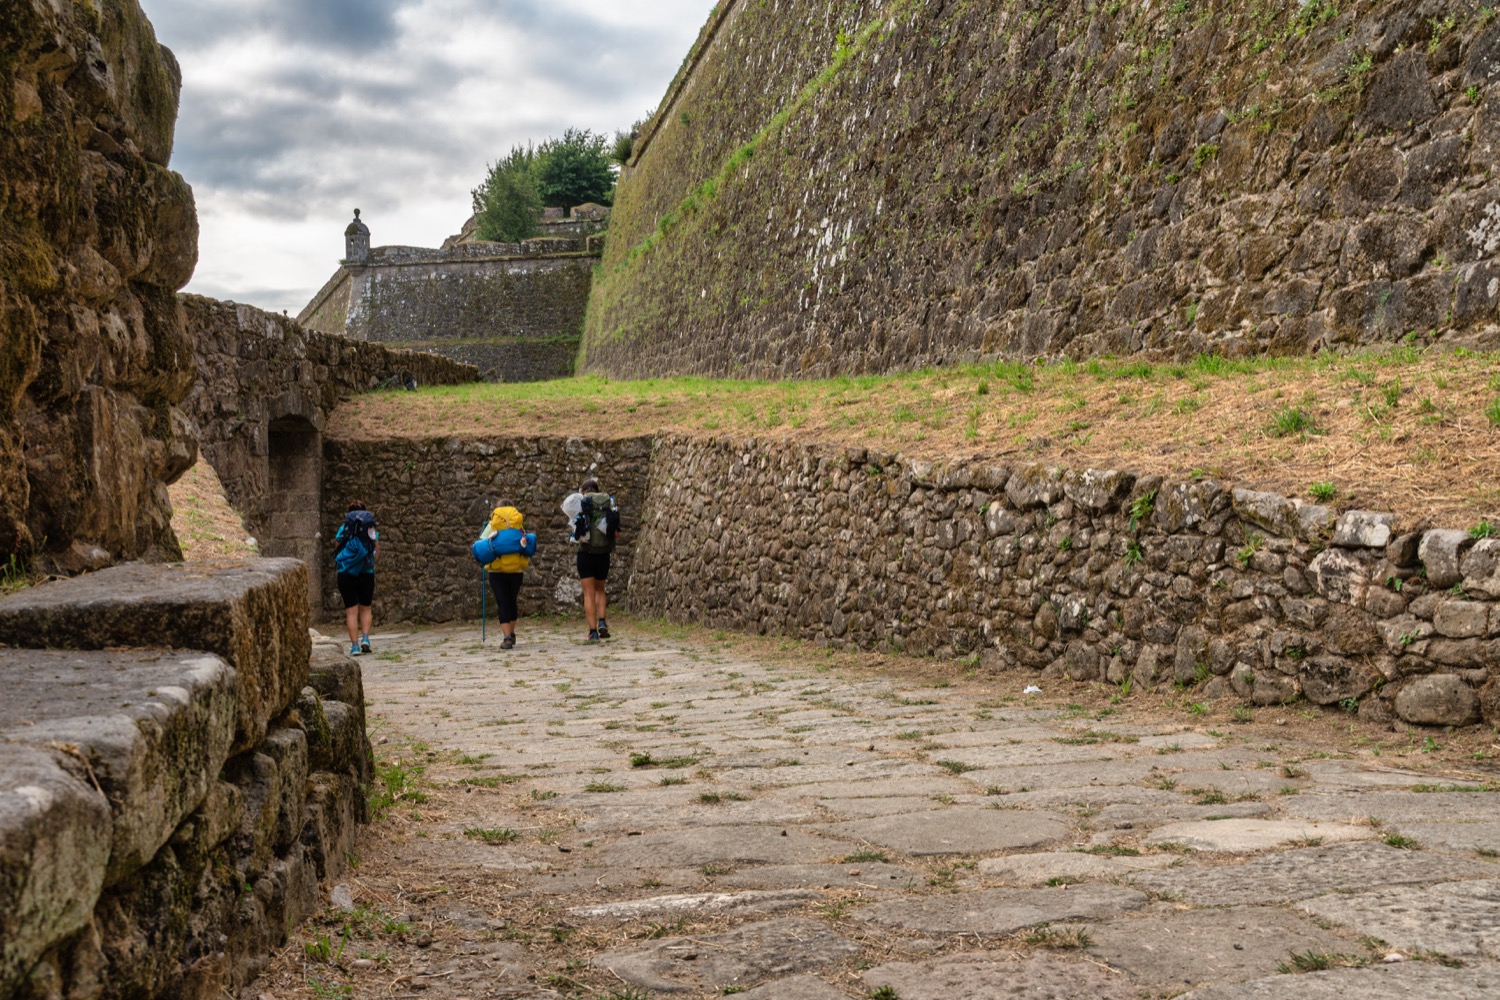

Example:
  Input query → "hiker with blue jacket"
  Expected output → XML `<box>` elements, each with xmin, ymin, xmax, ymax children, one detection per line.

<box><xmin>333</xmin><ymin>501</ymin><xmax>379</xmax><ymax>656</ymax></box>
<box><xmin>478</xmin><ymin>504</ymin><xmax>537</xmax><ymax>650</ymax></box>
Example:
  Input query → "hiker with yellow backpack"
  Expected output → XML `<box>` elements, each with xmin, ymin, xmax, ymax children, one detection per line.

<box><xmin>473</xmin><ymin>504</ymin><xmax>537</xmax><ymax>650</ymax></box>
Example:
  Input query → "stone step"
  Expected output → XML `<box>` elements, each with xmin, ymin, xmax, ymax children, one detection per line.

<box><xmin>0</xmin><ymin>559</ymin><xmax>310</xmax><ymax>752</ymax></box>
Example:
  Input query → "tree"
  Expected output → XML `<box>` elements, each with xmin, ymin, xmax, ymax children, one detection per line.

<box><xmin>470</xmin><ymin>128</ymin><xmax>618</xmax><ymax>241</ymax></box>
<box><xmin>472</xmin><ymin>144</ymin><xmax>541</xmax><ymax>242</ymax></box>
<box><xmin>535</xmin><ymin>128</ymin><xmax>615</xmax><ymax>210</ymax></box>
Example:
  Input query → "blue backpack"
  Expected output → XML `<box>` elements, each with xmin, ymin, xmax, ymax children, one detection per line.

<box><xmin>335</xmin><ymin>510</ymin><xmax>377</xmax><ymax>574</ymax></box>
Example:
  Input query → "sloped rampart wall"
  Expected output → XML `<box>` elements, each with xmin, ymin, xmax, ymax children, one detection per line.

<box><xmin>586</xmin><ymin>0</ymin><xmax>1500</xmax><ymax>377</ymax></box>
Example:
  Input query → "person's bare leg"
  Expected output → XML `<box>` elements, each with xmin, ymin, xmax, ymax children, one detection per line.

<box><xmin>597</xmin><ymin>586</ymin><xmax>608</xmax><ymax>626</ymax></box>
<box><xmin>346</xmin><ymin>606</ymin><xmax>360</xmax><ymax>645</ymax></box>
<box><xmin>582</xmin><ymin>579</ymin><xmax>599</xmax><ymax>631</ymax></box>
<box><xmin>359</xmin><ymin>605</ymin><xmax>373</xmax><ymax>643</ymax></box>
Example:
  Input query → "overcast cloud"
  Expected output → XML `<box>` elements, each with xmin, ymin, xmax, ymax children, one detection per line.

<box><xmin>145</xmin><ymin>0</ymin><xmax>715</xmax><ymax>314</ymax></box>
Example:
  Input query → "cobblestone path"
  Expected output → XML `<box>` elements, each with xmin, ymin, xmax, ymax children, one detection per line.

<box><xmin>262</xmin><ymin>620</ymin><xmax>1500</xmax><ymax>1000</ymax></box>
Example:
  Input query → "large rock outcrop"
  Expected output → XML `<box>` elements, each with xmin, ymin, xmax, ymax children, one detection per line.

<box><xmin>585</xmin><ymin>0</ymin><xmax>1500</xmax><ymax>377</ymax></box>
<box><xmin>1</xmin><ymin>0</ymin><xmax>199</xmax><ymax>571</ymax></box>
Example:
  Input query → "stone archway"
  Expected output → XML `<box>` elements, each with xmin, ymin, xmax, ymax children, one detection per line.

<box><xmin>263</xmin><ymin>416</ymin><xmax>323</xmax><ymax>611</ymax></box>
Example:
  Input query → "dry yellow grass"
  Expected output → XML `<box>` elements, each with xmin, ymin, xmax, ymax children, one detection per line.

<box><xmin>331</xmin><ymin>348</ymin><xmax>1500</xmax><ymax>524</ymax></box>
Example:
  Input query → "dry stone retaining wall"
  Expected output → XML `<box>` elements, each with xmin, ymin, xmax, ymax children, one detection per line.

<box><xmin>586</xmin><ymin>0</ymin><xmax>1500</xmax><ymax>378</ymax></box>
<box><xmin>320</xmin><ymin>435</ymin><xmax>652</xmax><ymax>623</ymax></box>
<box><xmin>0</xmin><ymin>560</ymin><xmax>372</xmax><ymax>1000</ymax></box>
<box><xmin>625</xmin><ymin>436</ymin><xmax>1499</xmax><ymax>729</ymax></box>
<box><xmin>322</xmin><ymin>430</ymin><xmax>1498</xmax><ymax>727</ymax></box>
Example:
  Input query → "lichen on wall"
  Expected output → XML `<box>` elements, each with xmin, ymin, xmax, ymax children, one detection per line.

<box><xmin>585</xmin><ymin>0</ymin><xmax>1500</xmax><ymax>378</ymax></box>
<box><xmin>0</xmin><ymin>0</ymin><xmax>199</xmax><ymax>571</ymax></box>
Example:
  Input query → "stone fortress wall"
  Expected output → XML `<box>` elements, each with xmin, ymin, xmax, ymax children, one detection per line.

<box><xmin>585</xmin><ymin>0</ymin><xmax>1500</xmax><ymax>377</ymax></box>
<box><xmin>181</xmin><ymin>295</ymin><xmax>477</xmax><ymax>609</ymax></box>
<box><xmin>299</xmin><ymin>216</ymin><xmax>605</xmax><ymax>382</ymax></box>
<box><xmin>330</xmin><ymin>431</ymin><xmax>1500</xmax><ymax>732</ymax></box>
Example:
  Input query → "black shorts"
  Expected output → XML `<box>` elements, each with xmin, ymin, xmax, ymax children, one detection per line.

<box><xmin>337</xmin><ymin>572</ymin><xmax>375</xmax><ymax>608</ymax></box>
<box><xmin>577</xmin><ymin>551</ymin><xmax>611</xmax><ymax>580</ymax></box>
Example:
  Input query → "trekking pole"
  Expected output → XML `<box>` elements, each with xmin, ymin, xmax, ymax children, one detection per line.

<box><xmin>480</xmin><ymin>565</ymin><xmax>487</xmax><ymax>642</ymax></box>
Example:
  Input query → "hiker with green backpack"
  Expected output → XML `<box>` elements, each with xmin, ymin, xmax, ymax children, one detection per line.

<box><xmin>568</xmin><ymin>478</ymin><xmax>620</xmax><ymax>642</ymax></box>
<box><xmin>333</xmin><ymin>501</ymin><xmax>379</xmax><ymax>656</ymax></box>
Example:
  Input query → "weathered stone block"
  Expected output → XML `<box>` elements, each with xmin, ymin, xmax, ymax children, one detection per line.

<box><xmin>1155</xmin><ymin>481</ymin><xmax>1221</xmax><ymax>533</ymax></box>
<box><xmin>1299</xmin><ymin>656</ymin><xmax>1375</xmax><ymax>707</ymax></box>
<box><xmin>1395</xmin><ymin>675</ymin><xmax>1480</xmax><ymax>727</ymax></box>
<box><xmin>1332</xmin><ymin>511</ymin><xmax>1398</xmax><ymax>549</ymax></box>
<box><xmin>1251</xmin><ymin>671</ymin><xmax>1299</xmax><ymax>706</ymax></box>
<box><xmin>1307</xmin><ymin>549</ymin><xmax>1372</xmax><ymax>606</ymax></box>
<box><xmin>1419</xmin><ymin>529</ymin><xmax>1475</xmax><ymax>588</ymax></box>
<box><xmin>0</xmin><ymin>650</ymin><xmax>236</xmax><ymax>885</ymax></box>
<box><xmin>1231</xmin><ymin>489</ymin><xmax>1331</xmax><ymax>541</ymax></box>
<box><xmin>1434</xmin><ymin>601</ymin><xmax>1492</xmax><ymax>639</ymax></box>
<box><xmin>1459</xmin><ymin>538</ymin><xmax>1500</xmax><ymax>598</ymax></box>
<box><xmin>0</xmin><ymin>560</ymin><xmax>311</xmax><ymax>752</ymax></box>
<box><xmin>1062</xmin><ymin>468</ymin><xmax>1134</xmax><ymax>513</ymax></box>
<box><xmin>1005</xmin><ymin>464</ymin><xmax>1064</xmax><ymax>510</ymax></box>
<box><xmin>302</xmin><ymin>773</ymin><xmax>361</xmax><ymax>881</ymax></box>
<box><xmin>0</xmin><ymin>745</ymin><xmax>112</xmax><ymax>999</ymax></box>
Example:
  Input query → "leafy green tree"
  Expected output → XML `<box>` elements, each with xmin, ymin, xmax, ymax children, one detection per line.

<box><xmin>471</xmin><ymin>128</ymin><xmax>618</xmax><ymax>241</ymax></box>
<box><xmin>471</xmin><ymin>145</ymin><xmax>541</xmax><ymax>242</ymax></box>
<box><xmin>535</xmin><ymin>128</ymin><xmax>615</xmax><ymax>209</ymax></box>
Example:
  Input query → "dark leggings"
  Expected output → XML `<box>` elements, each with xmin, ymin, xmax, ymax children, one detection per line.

<box><xmin>488</xmin><ymin>572</ymin><xmax>523</xmax><ymax>623</ymax></box>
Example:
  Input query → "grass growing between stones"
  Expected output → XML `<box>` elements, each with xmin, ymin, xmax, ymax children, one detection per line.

<box><xmin>330</xmin><ymin>346</ymin><xmax>1500</xmax><ymax>522</ymax></box>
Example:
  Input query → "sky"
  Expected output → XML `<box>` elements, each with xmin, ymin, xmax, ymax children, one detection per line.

<box><xmin>144</xmin><ymin>0</ymin><xmax>716</xmax><ymax>315</ymax></box>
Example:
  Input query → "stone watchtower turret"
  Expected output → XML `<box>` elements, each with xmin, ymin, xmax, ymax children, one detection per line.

<box><xmin>344</xmin><ymin>208</ymin><xmax>370</xmax><ymax>264</ymax></box>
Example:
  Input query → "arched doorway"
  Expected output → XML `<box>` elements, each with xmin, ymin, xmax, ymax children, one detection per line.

<box><xmin>264</xmin><ymin>415</ymin><xmax>323</xmax><ymax>612</ymax></box>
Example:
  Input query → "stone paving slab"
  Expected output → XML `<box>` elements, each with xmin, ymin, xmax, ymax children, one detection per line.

<box><xmin>1129</xmin><ymin>842</ymin><xmax>1500</xmax><ymax>905</ymax></box>
<box><xmin>1298</xmin><ymin>879</ymin><xmax>1500</xmax><ymax>958</ymax></box>
<box><xmin>1284</xmin><ymin>790</ymin><xmax>1500</xmax><ymax>824</ymax></box>
<box><xmin>1381</xmin><ymin>822</ymin><xmax>1500</xmax><ymax>852</ymax></box>
<box><xmin>978</xmin><ymin>850</ymin><xmax>1178</xmax><ymax>884</ymax></box>
<box><xmin>0</xmin><ymin>649</ymin><xmax>237</xmax><ymax>883</ymax></box>
<box><xmin>1164</xmin><ymin>768</ymin><xmax>1298</xmax><ymax>796</ymax></box>
<box><xmin>566</xmin><ymin>797</ymin><xmax>824</xmax><ymax>833</ymax></box>
<box><xmin>822</xmin><ymin>807</ymin><xmax>1070</xmax><ymax>856</ymax></box>
<box><xmin>1178</xmin><ymin>961</ymin><xmax>1500</xmax><ymax>999</ymax></box>
<box><xmin>814</xmin><ymin>795</ymin><xmax>948</xmax><ymax>819</ymax></box>
<box><xmin>1143</xmin><ymin>818</ymin><xmax>1376</xmax><ymax>854</ymax></box>
<box><xmin>589</xmin><ymin>917</ymin><xmax>861</xmax><ymax>993</ymax></box>
<box><xmin>1085</xmin><ymin>905</ymin><xmax>1351</xmax><ymax>994</ymax></box>
<box><xmin>593</xmin><ymin>826</ymin><xmax>852</xmax><ymax>868</ymax></box>
<box><xmin>1298</xmin><ymin>761</ymin><xmax>1484</xmax><ymax>790</ymax></box>
<box><xmin>855</xmin><ymin>884</ymin><xmax>1148</xmax><ymax>934</ymax></box>
<box><xmin>768</xmin><ymin>776</ymin><xmax>975</xmax><ymax>800</ymax></box>
<box><xmin>733</xmin><ymin>975</ymin><xmax>851</xmax><ymax>999</ymax></box>
<box><xmin>567</xmin><ymin>889</ymin><xmax>819</xmax><ymax>920</ymax></box>
<box><xmin>927</xmin><ymin>742</ymin><xmax>1123</xmax><ymax>768</ymax></box>
<box><xmin>965</xmin><ymin>759</ymin><xmax>1174</xmax><ymax>791</ymax></box>
<box><xmin>1096</xmin><ymin>801</ymin><xmax>1273</xmax><ymax>829</ymax></box>
<box><xmin>997</xmin><ymin>785</ymin><xmax>1184</xmax><ymax>809</ymax></box>
<box><xmin>862</xmin><ymin>952</ymin><xmax>1141</xmax><ymax>1000</ymax></box>
<box><xmin>716</xmin><ymin>862</ymin><xmax>922</xmax><ymax>890</ymax></box>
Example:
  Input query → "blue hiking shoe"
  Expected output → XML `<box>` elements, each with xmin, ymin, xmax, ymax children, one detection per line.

<box><xmin>360</xmin><ymin>634</ymin><xmax>372</xmax><ymax>654</ymax></box>
<box><xmin>348</xmin><ymin>643</ymin><xmax>362</xmax><ymax>656</ymax></box>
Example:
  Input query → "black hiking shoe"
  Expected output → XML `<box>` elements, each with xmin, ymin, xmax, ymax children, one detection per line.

<box><xmin>597</xmin><ymin>621</ymin><xmax>610</xmax><ymax>640</ymax></box>
<box><xmin>501</xmin><ymin>634</ymin><xmax>515</xmax><ymax>650</ymax></box>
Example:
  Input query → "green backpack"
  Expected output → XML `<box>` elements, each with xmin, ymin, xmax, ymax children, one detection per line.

<box><xmin>579</xmin><ymin>493</ymin><xmax>618</xmax><ymax>553</ymax></box>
